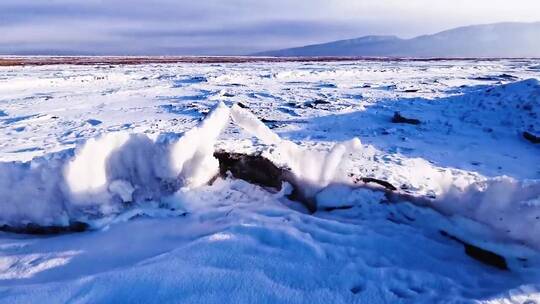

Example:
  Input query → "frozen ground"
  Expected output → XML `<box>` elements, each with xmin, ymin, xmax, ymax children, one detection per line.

<box><xmin>0</xmin><ymin>59</ymin><xmax>539</xmax><ymax>303</ymax></box>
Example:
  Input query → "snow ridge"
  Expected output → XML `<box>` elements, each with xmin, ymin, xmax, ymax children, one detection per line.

<box><xmin>1</xmin><ymin>101</ymin><xmax>540</xmax><ymax>251</ymax></box>
<box><xmin>0</xmin><ymin>102</ymin><xmax>230</xmax><ymax>226</ymax></box>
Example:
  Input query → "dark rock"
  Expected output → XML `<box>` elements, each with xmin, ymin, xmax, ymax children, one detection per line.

<box><xmin>499</xmin><ymin>73</ymin><xmax>518</xmax><ymax>80</ymax></box>
<box><xmin>214</xmin><ymin>151</ymin><xmax>288</xmax><ymax>190</ymax></box>
<box><xmin>317</xmin><ymin>83</ymin><xmax>337</xmax><ymax>88</ymax></box>
<box><xmin>391</xmin><ymin>112</ymin><xmax>421</xmax><ymax>125</ymax></box>
<box><xmin>312</xmin><ymin>99</ymin><xmax>330</xmax><ymax>105</ymax></box>
<box><xmin>236</xmin><ymin>102</ymin><xmax>249</xmax><ymax>109</ymax></box>
<box><xmin>323</xmin><ymin>205</ymin><xmax>354</xmax><ymax>212</ymax></box>
<box><xmin>306</xmin><ymin>99</ymin><xmax>331</xmax><ymax>109</ymax></box>
<box><xmin>0</xmin><ymin>221</ymin><xmax>89</xmax><ymax>235</ymax></box>
<box><xmin>260</xmin><ymin>118</ymin><xmax>282</xmax><ymax>129</ymax></box>
<box><xmin>523</xmin><ymin>103</ymin><xmax>533</xmax><ymax>111</ymax></box>
<box><xmin>440</xmin><ymin>230</ymin><xmax>508</xmax><ymax>270</ymax></box>
<box><xmin>213</xmin><ymin>151</ymin><xmax>435</xmax><ymax>213</ymax></box>
<box><xmin>359</xmin><ymin>177</ymin><xmax>397</xmax><ymax>191</ymax></box>
<box><xmin>523</xmin><ymin>131</ymin><xmax>540</xmax><ymax>144</ymax></box>
<box><xmin>463</xmin><ymin>243</ymin><xmax>508</xmax><ymax>270</ymax></box>
<box><xmin>213</xmin><ymin>151</ymin><xmax>315</xmax><ymax>212</ymax></box>
<box><xmin>472</xmin><ymin>74</ymin><xmax>518</xmax><ymax>81</ymax></box>
<box><xmin>350</xmin><ymin>285</ymin><xmax>364</xmax><ymax>294</ymax></box>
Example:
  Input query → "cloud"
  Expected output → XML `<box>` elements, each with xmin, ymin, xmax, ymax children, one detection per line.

<box><xmin>1</xmin><ymin>0</ymin><xmax>539</xmax><ymax>55</ymax></box>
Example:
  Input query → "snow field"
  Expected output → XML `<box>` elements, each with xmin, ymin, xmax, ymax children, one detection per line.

<box><xmin>0</xmin><ymin>59</ymin><xmax>540</xmax><ymax>303</ymax></box>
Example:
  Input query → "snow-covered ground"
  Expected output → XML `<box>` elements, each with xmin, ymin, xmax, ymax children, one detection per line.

<box><xmin>0</xmin><ymin>59</ymin><xmax>539</xmax><ymax>303</ymax></box>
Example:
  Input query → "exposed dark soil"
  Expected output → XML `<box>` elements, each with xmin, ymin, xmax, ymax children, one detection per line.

<box><xmin>0</xmin><ymin>56</ymin><xmax>527</xmax><ymax>67</ymax></box>
<box><xmin>392</xmin><ymin>112</ymin><xmax>421</xmax><ymax>125</ymax></box>
<box><xmin>523</xmin><ymin>131</ymin><xmax>540</xmax><ymax>144</ymax></box>
<box><xmin>440</xmin><ymin>230</ymin><xmax>509</xmax><ymax>270</ymax></box>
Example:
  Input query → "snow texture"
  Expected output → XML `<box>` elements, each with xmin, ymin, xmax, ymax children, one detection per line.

<box><xmin>0</xmin><ymin>102</ymin><xmax>230</xmax><ymax>226</ymax></box>
<box><xmin>1</xmin><ymin>59</ymin><xmax>540</xmax><ymax>303</ymax></box>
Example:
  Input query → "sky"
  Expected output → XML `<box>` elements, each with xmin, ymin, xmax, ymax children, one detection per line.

<box><xmin>1</xmin><ymin>0</ymin><xmax>540</xmax><ymax>55</ymax></box>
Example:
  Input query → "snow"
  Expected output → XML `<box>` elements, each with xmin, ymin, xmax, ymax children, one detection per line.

<box><xmin>316</xmin><ymin>186</ymin><xmax>385</xmax><ymax>209</ymax></box>
<box><xmin>169</xmin><ymin>101</ymin><xmax>230</xmax><ymax>188</ymax></box>
<box><xmin>231</xmin><ymin>103</ymin><xmax>362</xmax><ymax>200</ymax></box>
<box><xmin>437</xmin><ymin>176</ymin><xmax>540</xmax><ymax>248</ymax></box>
<box><xmin>0</xmin><ymin>102</ymin><xmax>230</xmax><ymax>226</ymax></box>
<box><xmin>0</xmin><ymin>59</ymin><xmax>540</xmax><ymax>303</ymax></box>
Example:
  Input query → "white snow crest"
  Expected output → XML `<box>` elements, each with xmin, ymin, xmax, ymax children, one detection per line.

<box><xmin>169</xmin><ymin>101</ymin><xmax>231</xmax><ymax>188</ymax></box>
<box><xmin>231</xmin><ymin>104</ymin><xmax>362</xmax><ymax>198</ymax></box>
<box><xmin>65</xmin><ymin>132</ymin><xmax>131</xmax><ymax>194</ymax></box>
<box><xmin>0</xmin><ymin>159</ymin><xmax>68</xmax><ymax>226</ymax></box>
<box><xmin>0</xmin><ymin>102</ymin><xmax>363</xmax><ymax>226</ymax></box>
<box><xmin>0</xmin><ymin>102</ymin><xmax>231</xmax><ymax>226</ymax></box>
<box><xmin>437</xmin><ymin>176</ymin><xmax>540</xmax><ymax>248</ymax></box>
<box><xmin>230</xmin><ymin>104</ymin><xmax>281</xmax><ymax>145</ymax></box>
<box><xmin>3</xmin><ymin>99</ymin><xmax>540</xmax><ymax>251</ymax></box>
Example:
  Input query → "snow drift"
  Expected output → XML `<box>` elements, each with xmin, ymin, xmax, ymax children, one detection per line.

<box><xmin>1</xmin><ymin>101</ymin><xmax>540</xmax><ymax>251</ymax></box>
<box><xmin>230</xmin><ymin>104</ymin><xmax>362</xmax><ymax>201</ymax></box>
<box><xmin>0</xmin><ymin>102</ymin><xmax>365</xmax><ymax>227</ymax></box>
<box><xmin>0</xmin><ymin>102</ymin><xmax>230</xmax><ymax>227</ymax></box>
<box><xmin>437</xmin><ymin>177</ymin><xmax>540</xmax><ymax>247</ymax></box>
<box><xmin>231</xmin><ymin>103</ymin><xmax>540</xmax><ymax>249</ymax></box>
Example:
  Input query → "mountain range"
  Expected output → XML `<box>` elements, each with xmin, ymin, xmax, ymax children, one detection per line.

<box><xmin>255</xmin><ymin>22</ymin><xmax>540</xmax><ymax>58</ymax></box>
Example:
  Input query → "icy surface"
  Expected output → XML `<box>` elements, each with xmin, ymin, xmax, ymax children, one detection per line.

<box><xmin>1</xmin><ymin>59</ymin><xmax>540</xmax><ymax>303</ymax></box>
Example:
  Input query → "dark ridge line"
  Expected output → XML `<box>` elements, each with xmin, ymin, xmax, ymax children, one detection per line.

<box><xmin>214</xmin><ymin>150</ymin><xmax>433</xmax><ymax>212</ymax></box>
<box><xmin>1</xmin><ymin>56</ymin><xmax>538</xmax><ymax>66</ymax></box>
<box><xmin>214</xmin><ymin>149</ymin><xmax>517</xmax><ymax>272</ymax></box>
<box><xmin>0</xmin><ymin>150</ymin><xmax>432</xmax><ymax>235</ymax></box>
<box><xmin>8</xmin><ymin>143</ymin><xmax>521</xmax><ymax>239</ymax></box>
<box><xmin>440</xmin><ymin>230</ymin><xmax>509</xmax><ymax>270</ymax></box>
<box><xmin>0</xmin><ymin>222</ymin><xmax>89</xmax><ymax>235</ymax></box>
<box><xmin>523</xmin><ymin>131</ymin><xmax>540</xmax><ymax>144</ymax></box>
<box><xmin>359</xmin><ymin>177</ymin><xmax>398</xmax><ymax>191</ymax></box>
<box><xmin>391</xmin><ymin>112</ymin><xmax>421</xmax><ymax>125</ymax></box>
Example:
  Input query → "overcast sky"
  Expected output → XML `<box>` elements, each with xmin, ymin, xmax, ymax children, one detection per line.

<box><xmin>1</xmin><ymin>0</ymin><xmax>540</xmax><ymax>55</ymax></box>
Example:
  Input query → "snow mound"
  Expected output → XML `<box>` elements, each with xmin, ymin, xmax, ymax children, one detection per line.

<box><xmin>437</xmin><ymin>176</ymin><xmax>540</xmax><ymax>248</ymax></box>
<box><xmin>229</xmin><ymin>104</ymin><xmax>540</xmax><ymax>248</ymax></box>
<box><xmin>455</xmin><ymin>78</ymin><xmax>540</xmax><ymax>132</ymax></box>
<box><xmin>0</xmin><ymin>102</ymin><xmax>366</xmax><ymax>227</ymax></box>
<box><xmin>0</xmin><ymin>102</ymin><xmax>230</xmax><ymax>226</ymax></box>
<box><xmin>316</xmin><ymin>186</ymin><xmax>385</xmax><ymax>209</ymax></box>
<box><xmin>231</xmin><ymin>104</ymin><xmax>362</xmax><ymax>200</ymax></box>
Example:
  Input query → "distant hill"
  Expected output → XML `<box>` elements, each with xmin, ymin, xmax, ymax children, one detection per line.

<box><xmin>255</xmin><ymin>22</ymin><xmax>540</xmax><ymax>58</ymax></box>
